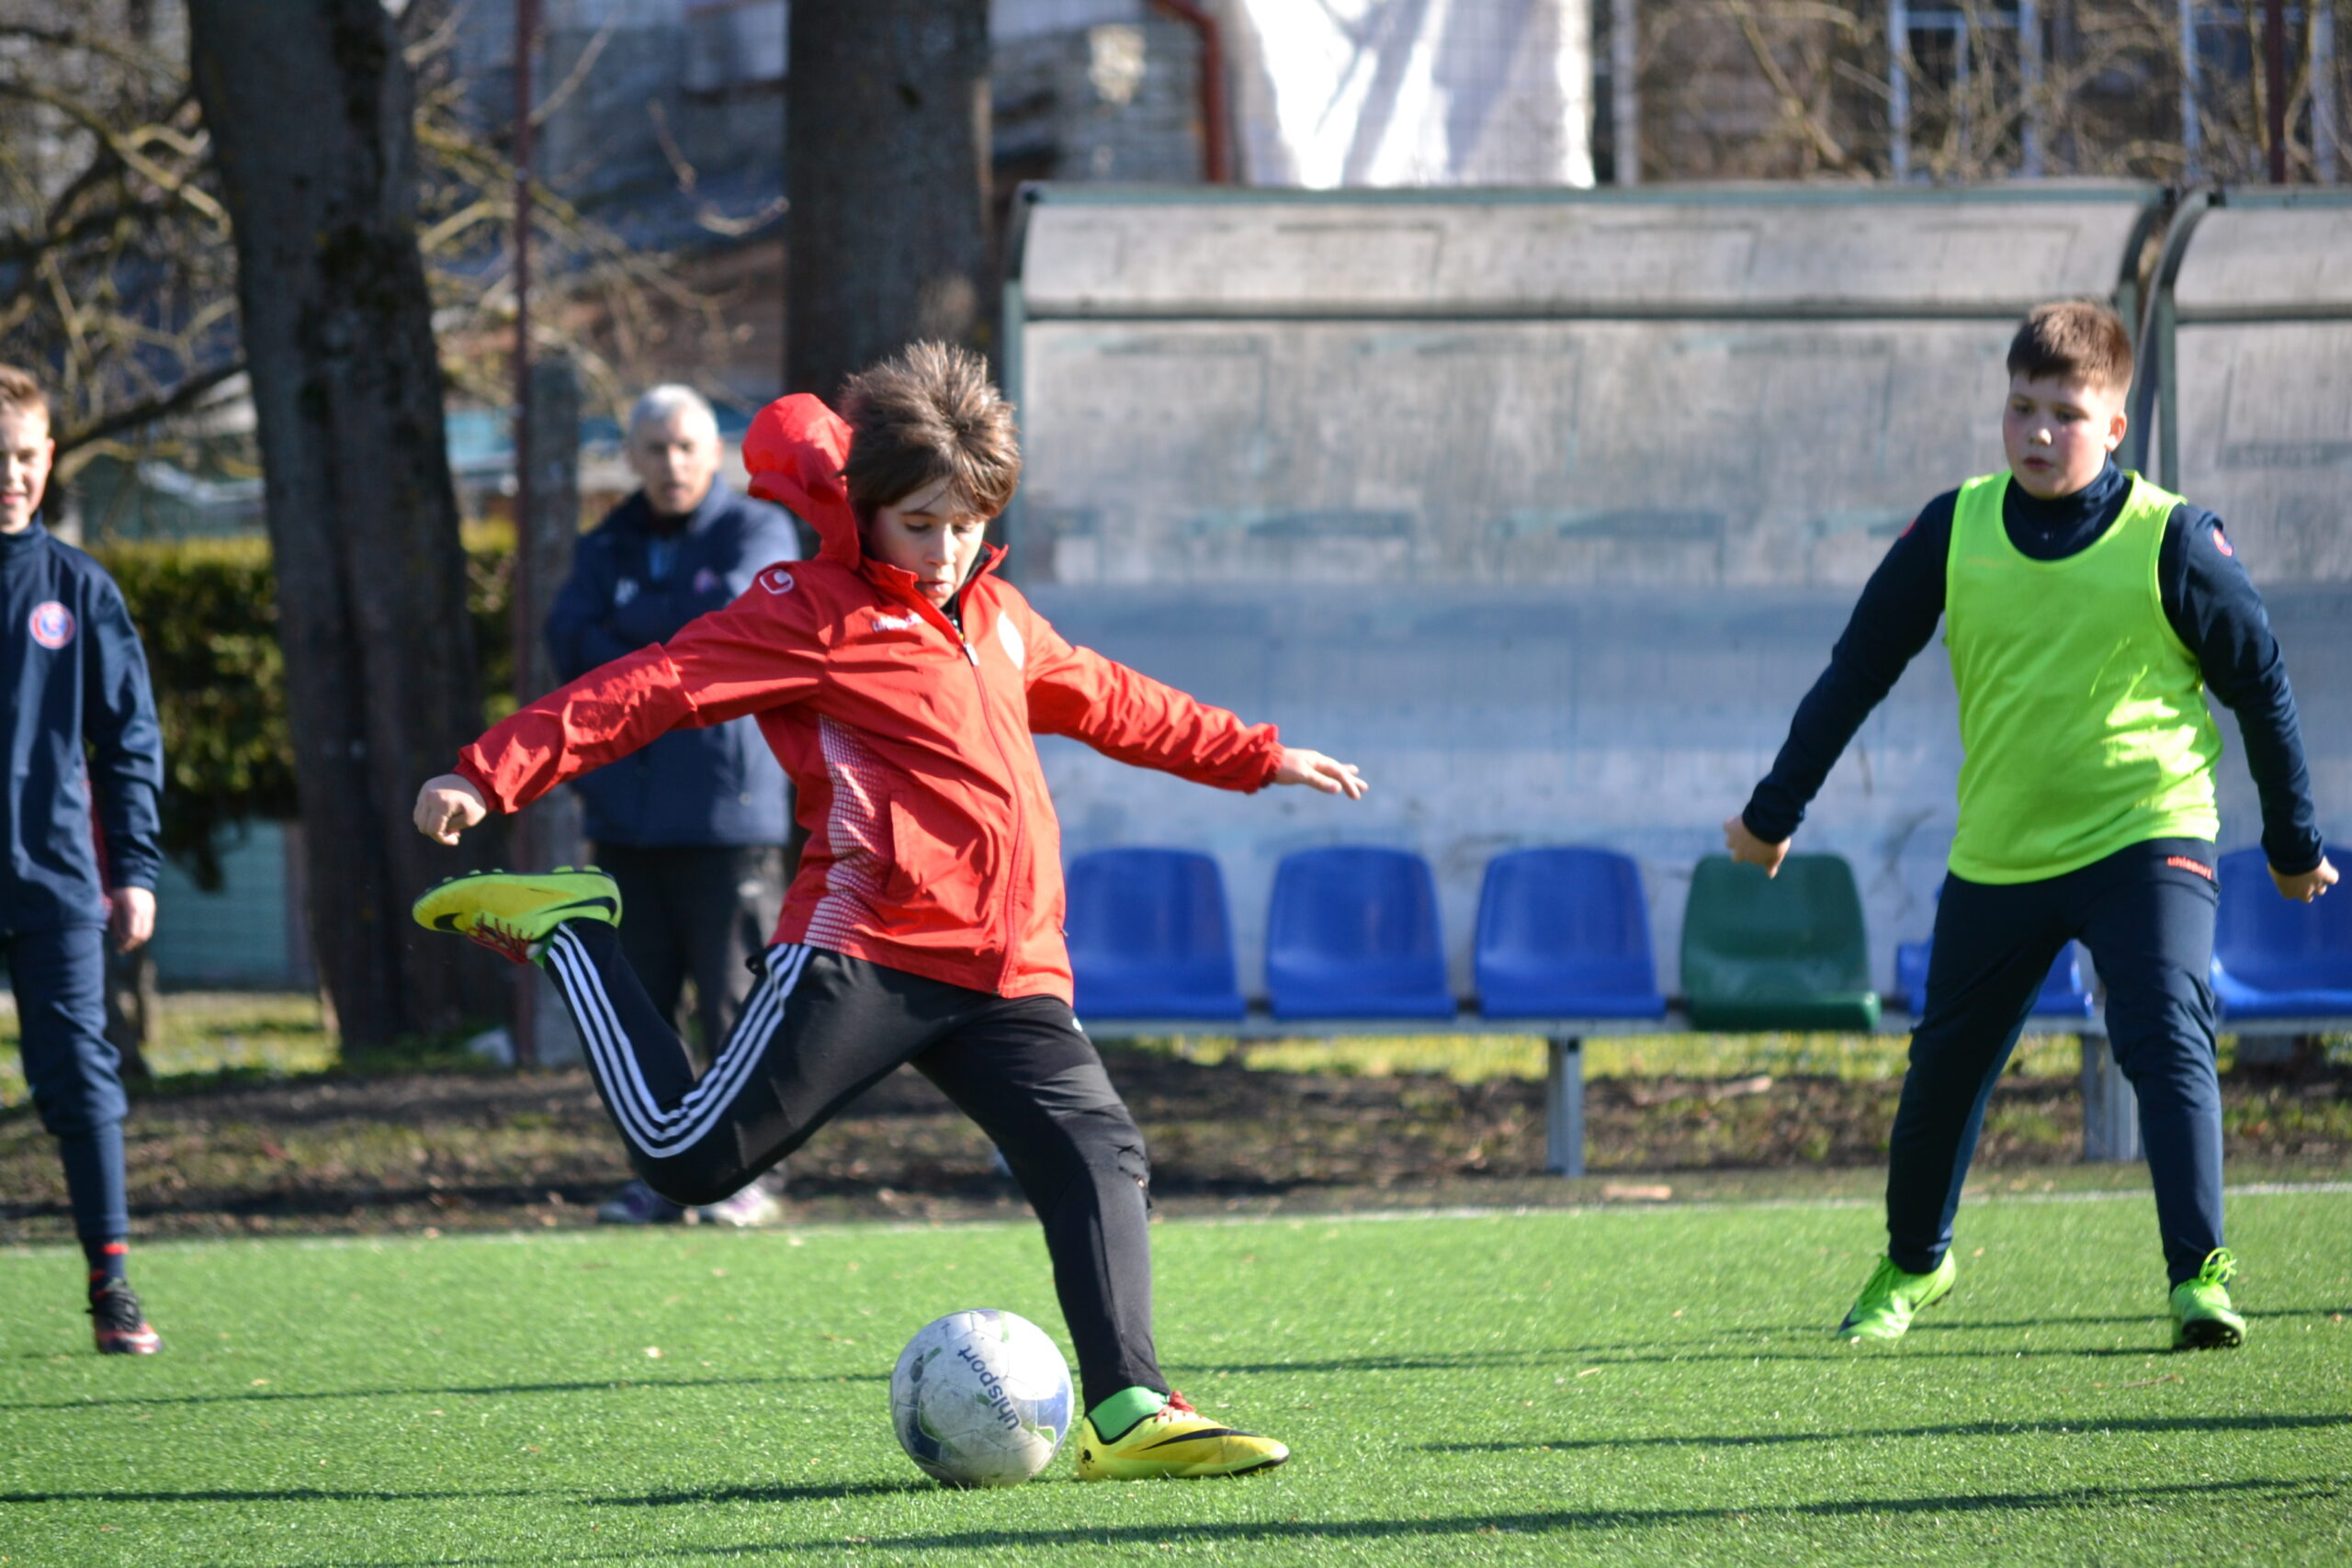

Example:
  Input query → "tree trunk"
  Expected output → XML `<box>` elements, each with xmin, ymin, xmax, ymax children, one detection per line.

<box><xmin>786</xmin><ymin>0</ymin><xmax>993</xmax><ymax>399</ymax></box>
<box><xmin>187</xmin><ymin>0</ymin><xmax>503</xmax><ymax>1044</ymax></box>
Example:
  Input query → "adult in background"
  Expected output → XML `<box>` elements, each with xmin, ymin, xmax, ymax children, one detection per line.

<box><xmin>547</xmin><ymin>385</ymin><xmax>800</xmax><ymax>1226</ymax></box>
<box><xmin>0</xmin><ymin>365</ymin><xmax>165</xmax><ymax>1351</ymax></box>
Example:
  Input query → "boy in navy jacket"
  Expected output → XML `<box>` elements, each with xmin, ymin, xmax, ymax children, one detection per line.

<box><xmin>0</xmin><ymin>366</ymin><xmax>166</xmax><ymax>1352</ymax></box>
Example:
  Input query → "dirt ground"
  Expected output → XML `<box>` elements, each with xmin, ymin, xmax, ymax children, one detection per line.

<box><xmin>5</xmin><ymin>1044</ymin><xmax>2348</xmax><ymax>1244</ymax></box>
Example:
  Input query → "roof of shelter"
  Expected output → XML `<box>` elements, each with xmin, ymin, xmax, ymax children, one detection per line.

<box><xmin>1011</xmin><ymin>183</ymin><xmax>2164</xmax><ymax>320</ymax></box>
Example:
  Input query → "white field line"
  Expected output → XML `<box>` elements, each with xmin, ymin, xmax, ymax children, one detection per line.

<box><xmin>3</xmin><ymin>1182</ymin><xmax>2348</xmax><ymax>1260</ymax></box>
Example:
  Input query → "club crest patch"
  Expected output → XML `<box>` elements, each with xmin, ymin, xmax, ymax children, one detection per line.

<box><xmin>28</xmin><ymin>601</ymin><xmax>73</xmax><ymax>649</ymax></box>
<box><xmin>2211</xmin><ymin>526</ymin><xmax>2233</xmax><ymax>558</ymax></box>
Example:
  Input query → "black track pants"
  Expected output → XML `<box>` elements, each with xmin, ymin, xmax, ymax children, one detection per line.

<box><xmin>1889</xmin><ymin>837</ymin><xmax>2226</xmax><ymax>1288</ymax></box>
<box><xmin>541</xmin><ymin>920</ymin><xmax>1164</xmax><ymax>1404</ymax></box>
<box><xmin>592</xmin><ymin>843</ymin><xmax>786</xmax><ymax>1067</ymax></box>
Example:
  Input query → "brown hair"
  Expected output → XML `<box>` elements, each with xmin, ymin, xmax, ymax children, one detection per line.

<box><xmin>0</xmin><ymin>364</ymin><xmax>50</xmax><ymax>423</ymax></box>
<box><xmin>837</xmin><ymin>342</ymin><xmax>1021</xmax><ymax>518</ymax></box>
<box><xmin>2007</xmin><ymin>300</ymin><xmax>2134</xmax><ymax>394</ymax></box>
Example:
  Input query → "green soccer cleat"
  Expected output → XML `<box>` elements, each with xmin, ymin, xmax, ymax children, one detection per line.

<box><xmin>2170</xmin><ymin>1248</ymin><xmax>2245</xmax><ymax>1350</ymax></box>
<box><xmin>412</xmin><ymin>867</ymin><xmax>621</xmax><ymax>964</ymax></box>
<box><xmin>1837</xmin><ymin>1254</ymin><xmax>1956</xmax><ymax>1341</ymax></box>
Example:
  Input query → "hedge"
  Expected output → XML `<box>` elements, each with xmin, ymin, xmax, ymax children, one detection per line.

<box><xmin>93</xmin><ymin>532</ymin><xmax>516</xmax><ymax>889</ymax></box>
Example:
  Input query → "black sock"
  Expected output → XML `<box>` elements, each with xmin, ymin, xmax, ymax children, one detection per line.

<box><xmin>83</xmin><ymin>1237</ymin><xmax>128</xmax><ymax>1294</ymax></box>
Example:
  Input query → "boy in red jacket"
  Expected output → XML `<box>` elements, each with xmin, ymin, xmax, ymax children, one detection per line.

<box><xmin>412</xmin><ymin>344</ymin><xmax>1363</xmax><ymax>1480</ymax></box>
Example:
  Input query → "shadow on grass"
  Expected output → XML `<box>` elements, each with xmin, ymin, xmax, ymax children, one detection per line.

<box><xmin>303</xmin><ymin>1473</ymin><xmax>2345</xmax><ymax>1564</ymax></box>
<box><xmin>586</xmin><ymin>1480</ymin><xmax>930</xmax><ymax>1507</ymax></box>
<box><xmin>0</xmin><ymin>1372</ymin><xmax>883</xmax><ymax>1414</ymax></box>
<box><xmin>0</xmin><ymin>1486</ymin><xmax>540</xmax><ymax>1505</ymax></box>
<box><xmin>1424</xmin><ymin>1410</ymin><xmax>2352</xmax><ymax>1453</ymax></box>
<box><xmin>1206</xmin><ymin>1341</ymin><xmax>2191</xmax><ymax>1375</ymax></box>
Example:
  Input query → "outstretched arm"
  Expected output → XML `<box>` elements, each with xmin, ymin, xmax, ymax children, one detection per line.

<box><xmin>2161</xmin><ymin>507</ymin><xmax>2334</xmax><ymax>900</ymax></box>
<box><xmin>416</xmin><ymin>570</ymin><xmax>821</xmax><ymax>842</ymax></box>
<box><xmin>1020</xmin><ymin>605</ymin><xmax>1364</xmax><ymax>797</ymax></box>
<box><xmin>1730</xmin><ymin>499</ymin><xmax>1952</xmax><ymax>874</ymax></box>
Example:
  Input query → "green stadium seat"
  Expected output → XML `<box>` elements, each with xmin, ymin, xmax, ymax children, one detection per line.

<box><xmin>1680</xmin><ymin>853</ymin><xmax>1881</xmax><ymax>1032</ymax></box>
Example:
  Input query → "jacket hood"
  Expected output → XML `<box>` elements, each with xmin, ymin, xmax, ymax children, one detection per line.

<box><xmin>741</xmin><ymin>394</ymin><xmax>861</xmax><ymax>567</ymax></box>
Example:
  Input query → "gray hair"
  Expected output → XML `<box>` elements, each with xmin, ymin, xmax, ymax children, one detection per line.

<box><xmin>628</xmin><ymin>384</ymin><xmax>718</xmax><ymax>441</ymax></box>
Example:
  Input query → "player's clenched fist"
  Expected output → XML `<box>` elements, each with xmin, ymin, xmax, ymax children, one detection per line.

<box><xmin>413</xmin><ymin>773</ymin><xmax>490</xmax><ymax>844</ymax></box>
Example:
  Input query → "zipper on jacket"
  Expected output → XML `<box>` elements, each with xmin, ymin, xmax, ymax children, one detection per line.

<box><xmin>958</xmin><ymin>626</ymin><xmax>1029</xmax><ymax>990</ymax></box>
<box><xmin>866</xmin><ymin>553</ymin><xmax>1031</xmax><ymax>992</ymax></box>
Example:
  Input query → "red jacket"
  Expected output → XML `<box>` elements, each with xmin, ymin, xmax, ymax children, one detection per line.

<box><xmin>455</xmin><ymin>394</ymin><xmax>1283</xmax><ymax>1001</ymax></box>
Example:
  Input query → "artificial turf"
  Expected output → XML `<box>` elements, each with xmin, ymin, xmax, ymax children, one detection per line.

<box><xmin>3</xmin><ymin>1191</ymin><xmax>2347</xmax><ymax>1565</ymax></box>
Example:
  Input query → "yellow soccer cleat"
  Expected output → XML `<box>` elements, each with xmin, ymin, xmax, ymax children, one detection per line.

<box><xmin>1073</xmin><ymin>1391</ymin><xmax>1289</xmax><ymax>1481</ymax></box>
<box><xmin>412</xmin><ymin>867</ymin><xmax>621</xmax><ymax>964</ymax></box>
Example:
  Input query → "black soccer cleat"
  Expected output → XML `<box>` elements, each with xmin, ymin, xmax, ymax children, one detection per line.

<box><xmin>90</xmin><ymin>1279</ymin><xmax>161</xmax><ymax>1355</ymax></box>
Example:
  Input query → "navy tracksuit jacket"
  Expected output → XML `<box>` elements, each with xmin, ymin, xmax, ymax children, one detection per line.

<box><xmin>2</xmin><ymin>519</ymin><xmax>164</xmax><ymax>1244</ymax></box>
<box><xmin>1</xmin><ymin>522</ymin><xmax>163</xmax><ymax>926</ymax></box>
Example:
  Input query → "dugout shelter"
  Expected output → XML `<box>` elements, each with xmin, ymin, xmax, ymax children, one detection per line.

<box><xmin>1002</xmin><ymin>182</ymin><xmax>2174</xmax><ymax>1001</ymax></box>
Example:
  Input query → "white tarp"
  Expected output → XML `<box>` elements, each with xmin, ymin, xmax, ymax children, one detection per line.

<box><xmin>1225</xmin><ymin>0</ymin><xmax>1592</xmax><ymax>187</ymax></box>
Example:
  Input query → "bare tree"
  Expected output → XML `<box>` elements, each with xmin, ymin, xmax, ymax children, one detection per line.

<box><xmin>1629</xmin><ymin>0</ymin><xmax>2349</xmax><ymax>182</ymax></box>
<box><xmin>186</xmin><ymin>0</ymin><xmax>502</xmax><ymax>1044</ymax></box>
<box><xmin>0</xmin><ymin>6</ymin><xmax>243</xmax><ymax>475</ymax></box>
<box><xmin>786</xmin><ymin>0</ymin><xmax>993</xmax><ymax>399</ymax></box>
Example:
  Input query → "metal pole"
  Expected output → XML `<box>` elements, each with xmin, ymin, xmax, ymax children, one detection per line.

<box><xmin>1145</xmin><ymin>0</ymin><xmax>1231</xmax><ymax>181</ymax></box>
<box><xmin>2179</xmin><ymin>0</ymin><xmax>2202</xmax><ymax>180</ymax></box>
<box><xmin>1544</xmin><ymin>1036</ymin><xmax>1586</xmax><ymax>1177</ymax></box>
<box><xmin>2320</xmin><ymin>0</ymin><xmax>2342</xmax><ymax>182</ymax></box>
<box><xmin>2265</xmin><ymin>0</ymin><xmax>2291</xmax><ymax>181</ymax></box>
<box><xmin>1613</xmin><ymin>0</ymin><xmax>1641</xmax><ymax>185</ymax></box>
<box><xmin>2019</xmin><ymin>0</ymin><xmax>2045</xmax><ymax>175</ymax></box>
<box><xmin>1889</xmin><ymin>0</ymin><xmax>1912</xmax><ymax>181</ymax></box>
<box><xmin>2080</xmin><ymin>1034</ymin><xmax>2143</xmax><ymax>1162</ymax></box>
<box><xmin>510</xmin><ymin>0</ymin><xmax>539</xmax><ymax>1067</ymax></box>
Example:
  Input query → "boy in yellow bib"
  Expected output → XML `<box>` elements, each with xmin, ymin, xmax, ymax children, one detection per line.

<box><xmin>1725</xmin><ymin>301</ymin><xmax>2336</xmax><ymax>1348</ymax></box>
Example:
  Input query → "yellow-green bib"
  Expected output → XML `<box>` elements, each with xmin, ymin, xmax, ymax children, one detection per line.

<box><xmin>1943</xmin><ymin>470</ymin><xmax>2221</xmax><ymax>883</ymax></box>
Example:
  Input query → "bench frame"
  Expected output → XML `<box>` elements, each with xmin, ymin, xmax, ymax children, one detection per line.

<box><xmin>1084</xmin><ymin>1010</ymin><xmax>2350</xmax><ymax>1178</ymax></box>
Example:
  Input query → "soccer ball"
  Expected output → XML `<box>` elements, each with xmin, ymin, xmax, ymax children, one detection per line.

<box><xmin>889</xmin><ymin>1309</ymin><xmax>1073</xmax><ymax>1487</ymax></box>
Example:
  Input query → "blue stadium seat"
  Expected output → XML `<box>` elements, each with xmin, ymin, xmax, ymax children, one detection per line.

<box><xmin>1064</xmin><ymin>849</ymin><xmax>1246</xmax><ymax>1021</ymax></box>
<box><xmin>1474</xmin><ymin>847</ymin><xmax>1665</xmax><ymax>1020</ymax></box>
<box><xmin>2211</xmin><ymin>847</ymin><xmax>2352</xmax><ymax>1019</ymax></box>
<box><xmin>1894</xmin><ymin>938</ymin><xmax>2096</xmax><ymax>1019</ymax></box>
<box><xmin>1267</xmin><ymin>847</ymin><xmax>1454</xmax><ymax>1021</ymax></box>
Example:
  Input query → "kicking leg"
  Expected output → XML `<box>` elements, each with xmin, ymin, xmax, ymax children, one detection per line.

<box><xmin>541</xmin><ymin>919</ymin><xmax>978</xmax><ymax>1207</ymax></box>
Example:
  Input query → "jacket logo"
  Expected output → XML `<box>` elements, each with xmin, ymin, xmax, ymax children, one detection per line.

<box><xmin>28</xmin><ymin>601</ymin><xmax>73</xmax><ymax>649</ymax></box>
<box><xmin>997</xmin><ymin>616</ymin><xmax>1026</xmax><ymax>670</ymax></box>
<box><xmin>759</xmin><ymin>567</ymin><xmax>796</xmax><ymax>594</ymax></box>
<box><xmin>872</xmin><ymin>611</ymin><xmax>922</xmax><ymax>632</ymax></box>
<box><xmin>2211</xmin><ymin>527</ymin><xmax>2234</xmax><ymax>558</ymax></box>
